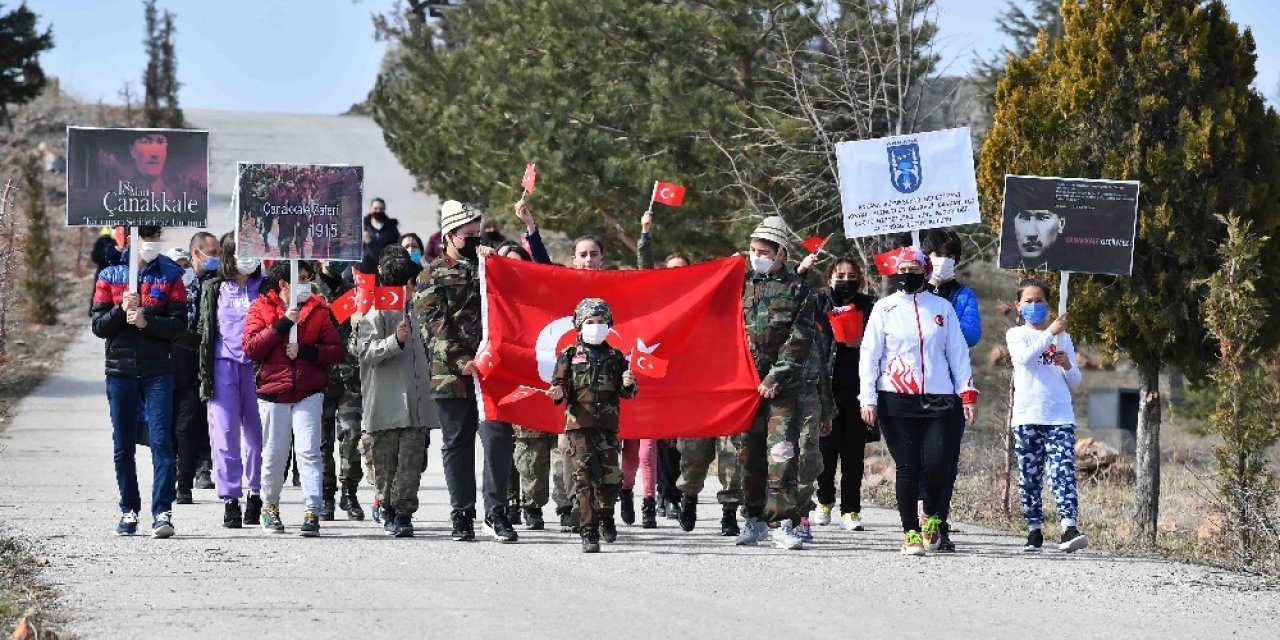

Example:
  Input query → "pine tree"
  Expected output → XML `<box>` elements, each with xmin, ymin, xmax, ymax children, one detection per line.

<box><xmin>0</xmin><ymin>2</ymin><xmax>54</xmax><ymax>130</ymax></box>
<box><xmin>20</xmin><ymin>154</ymin><xmax>56</xmax><ymax>326</ymax></box>
<box><xmin>973</xmin><ymin>0</ymin><xmax>1064</xmax><ymax>101</ymax></box>
<box><xmin>978</xmin><ymin>0</ymin><xmax>1280</xmax><ymax>546</ymax></box>
<box><xmin>142</xmin><ymin>0</ymin><xmax>163</xmax><ymax>127</ymax></box>
<box><xmin>159</xmin><ymin>9</ymin><xmax>183</xmax><ymax>127</ymax></box>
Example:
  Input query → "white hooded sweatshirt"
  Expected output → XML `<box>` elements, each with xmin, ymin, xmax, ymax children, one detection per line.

<box><xmin>858</xmin><ymin>290</ymin><xmax>978</xmax><ymax>407</ymax></box>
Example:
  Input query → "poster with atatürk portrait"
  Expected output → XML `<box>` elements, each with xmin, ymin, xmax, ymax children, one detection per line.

<box><xmin>65</xmin><ymin>127</ymin><xmax>209</xmax><ymax>227</ymax></box>
<box><xmin>234</xmin><ymin>163</ymin><xmax>364</xmax><ymax>261</ymax></box>
<box><xmin>998</xmin><ymin>175</ymin><xmax>1140</xmax><ymax>275</ymax></box>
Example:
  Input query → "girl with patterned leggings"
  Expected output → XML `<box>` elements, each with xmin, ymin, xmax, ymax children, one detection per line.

<box><xmin>1007</xmin><ymin>278</ymin><xmax>1089</xmax><ymax>553</ymax></box>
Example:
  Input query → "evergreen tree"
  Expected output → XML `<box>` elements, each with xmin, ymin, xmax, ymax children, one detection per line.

<box><xmin>974</xmin><ymin>0</ymin><xmax>1064</xmax><ymax>101</ymax></box>
<box><xmin>20</xmin><ymin>154</ymin><xmax>56</xmax><ymax>326</ymax></box>
<box><xmin>978</xmin><ymin>0</ymin><xmax>1280</xmax><ymax>546</ymax></box>
<box><xmin>0</xmin><ymin>2</ymin><xmax>54</xmax><ymax>130</ymax></box>
<box><xmin>142</xmin><ymin>0</ymin><xmax>163</xmax><ymax>127</ymax></box>
<box><xmin>159</xmin><ymin>10</ymin><xmax>183</xmax><ymax>127</ymax></box>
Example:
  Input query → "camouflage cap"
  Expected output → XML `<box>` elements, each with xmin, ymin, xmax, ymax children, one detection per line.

<box><xmin>573</xmin><ymin>297</ymin><xmax>613</xmax><ymax>329</ymax></box>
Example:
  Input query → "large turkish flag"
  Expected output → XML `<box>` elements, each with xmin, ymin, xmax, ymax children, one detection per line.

<box><xmin>476</xmin><ymin>256</ymin><xmax>760</xmax><ymax>438</ymax></box>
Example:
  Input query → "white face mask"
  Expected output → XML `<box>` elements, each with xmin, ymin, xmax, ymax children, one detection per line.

<box><xmin>580</xmin><ymin>324</ymin><xmax>610</xmax><ymax>345</ymax></box>
<box><xmin>749</xmin><ymin>254</ymin><xmax>774</xmax><ymax>275</ymax></box>
<box><xmin>181</xmin><ymin>268</ymin><xmax>196</xmax><ymax>287</ymax></box>
<box><xmin>931</xmin><ymin>255</ymin><xmax>956</xmax><ymax>282</ymax></box>
<box><xmin>235</xmin><ymin>258</ymin><xmax>261</xmax><ymax>275</ymax></box>
<box><xmin>138</xmin><ymin>241</ymin><xmax>162</xmax><ymax>263</ymax></box>
<box><xmin>293</xmin><ymin>284</ymin><xmax>313</xmax><ymax>303</ymax></box>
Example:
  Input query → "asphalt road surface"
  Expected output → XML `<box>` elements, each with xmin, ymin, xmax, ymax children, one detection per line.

<box><xmin>1</xmin><ymin>331</ymin><xmax>1278</xmax><ymax>639</ymax></box>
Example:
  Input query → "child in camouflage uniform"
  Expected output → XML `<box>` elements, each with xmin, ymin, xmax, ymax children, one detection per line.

<box><xmin>549</xmin><ymin>298</ymin><xmax>638</xmax><ymax>553</ymax></box>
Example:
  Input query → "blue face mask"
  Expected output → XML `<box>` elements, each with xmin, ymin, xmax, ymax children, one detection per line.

<box><xmin>409</xmin><ymin>249</ymin><xmax>423</xmax><ymax>264</ymax></box>
<box><xmin>202</xmin><ymin>257</ymin><xmax>220</xmax><ymax>272</ymax></box>
<box><xmin>1020</xmin><ymin>301</ymin><xmax>1049</xmax><ymax>325</ymax></box>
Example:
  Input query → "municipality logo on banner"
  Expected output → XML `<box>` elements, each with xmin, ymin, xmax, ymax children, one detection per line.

<box><xmin>836</xmin><ymin>127</ymin><xmax>980</xmax><ymax>238</ymax></box>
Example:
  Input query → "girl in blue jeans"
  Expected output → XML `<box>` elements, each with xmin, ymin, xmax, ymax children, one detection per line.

<box><xmin>1007</xmin><ymin>278</ymin><xmax>1088</xmax><ymax>553</ymax></box>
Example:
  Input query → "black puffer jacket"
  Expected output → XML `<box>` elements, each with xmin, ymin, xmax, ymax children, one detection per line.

<box><xmin>90</xmin><ymin>254</ymin><xmax>189</xmax><ymax>377</ymax></box>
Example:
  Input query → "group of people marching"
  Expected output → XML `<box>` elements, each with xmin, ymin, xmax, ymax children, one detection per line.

<box><xmin>92</xmin><ymin>196</ymin><xmax>1089</xmax><ymax>555</ymax></box>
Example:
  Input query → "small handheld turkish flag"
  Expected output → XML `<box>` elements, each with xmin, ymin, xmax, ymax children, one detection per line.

<box><xmin>372</xmin><ymin>286</ymin><xmax>408</xmax><ymax>311</ymax></box>
<box><xmin>802</xmin><ymin>234</ymin><xmax>832</xmax><ymax>254</ymax></box>
<box><xmin>331</xmin><ymin>289</ymin><xmax>359</xmax><ymax>324</ymax></box>
<box><xmin>652</xmin><ymin>181</ymin><xmax>686</xmax><ymax>207</ymax></box>
<box><xmin>353</xmin><ymin>270</ymin><xmax>376</xmax><ymax>313</ymax></box>
<box><xmin>521</xmin><ymin>163</ymin><xmax>537</xmax><ymax>194</ymax></box>
<box><xmin>630</xmin><ymin>351</ymin><xmax>669</xmax><ymax>379</ymax></box>
<box><xmin>499</xmin><ymin>385</ymin><xmax>545</xmax><ymax>406</ymax></box>
<box><xmin>474</xmin><ymin>345</ymin><xmax>501</xmax><ymax>379</ymax></box>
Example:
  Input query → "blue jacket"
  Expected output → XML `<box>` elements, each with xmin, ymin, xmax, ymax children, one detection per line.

<box><xmin>935</xmin><ymin>281</ymin><xmax>982</xmax><ymax>348</ymax></box>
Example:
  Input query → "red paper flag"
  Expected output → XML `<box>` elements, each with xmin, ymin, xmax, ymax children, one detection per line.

<box><xmin>827</xmin><ymin>307</ymin><xmax>864</xmax><ymax>346</ymax></box>
<box><xmin>500</xmin><ymin>385</ymin><xmax>546</xmax><ymax>406</ymax></box>
<box><xmin>521</xmin><ymin>163</ymin><xmax>537</xmax><ymax>194</ymax></box>
<box><xmin>802</xmin><ymin>234</ymin><xmax>832</xmax><ymax>254</ymax></box>
<box><xmin>630</xmin><ymin>351</ymin><xmax>669</xmax><ymax>379</ymax></box>
<box><xmin>331</xmin><ymin>288</ymin><xmax>359</xmax><ymax>324</ymax></box>
<box><xmin>652</xmin><ymin>181</ymin><xmax>686</xmax><ymax>207</ymax></box>
<box><xmin>372</xmin><ymin>285</ymin><xmax>408</xmax><ymax>311</ymax></box>
<box><xmin>474</xmin><ymin>345</ymin><xmax>501</xmax><ymax>379</ymax></box>
<box><xmin>477</xmin><ymin>257</ymin><xmax>760</xmax><ymax>438</ymax></box>
<box><xmin>353</xmin><ymin>270</ymin><xmax>376</xmax><ymax>313</ymax></box>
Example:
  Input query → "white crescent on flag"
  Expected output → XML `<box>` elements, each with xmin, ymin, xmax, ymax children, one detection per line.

<box><xmin>534</xmin><ymin>316</ymin><xmax>576</xmax><ymax>382</ymax></box>
<box><xmin>659</xmin><ymin>186</ymin><xmax>675</xmax><ymax>201</ymax></box>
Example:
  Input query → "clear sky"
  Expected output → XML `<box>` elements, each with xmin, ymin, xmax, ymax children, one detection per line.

<box><xmin>29</xmin><ymin>0</ymin><xmax>1280</xmax><ymax>114</ymax></box>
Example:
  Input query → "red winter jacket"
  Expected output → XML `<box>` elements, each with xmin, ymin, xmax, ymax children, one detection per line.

<box><xmin>243</xmin><ymin>289</ymin><xmax>343</xmax><ymax>403</ymax></box>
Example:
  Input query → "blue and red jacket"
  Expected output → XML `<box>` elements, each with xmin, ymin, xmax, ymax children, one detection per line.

<box><xmin>90</xmin><ymin>252</ymin><xmax>189</xmax><ymax>377</ymax></box>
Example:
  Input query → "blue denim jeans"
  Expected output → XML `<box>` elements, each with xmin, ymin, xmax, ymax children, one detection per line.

<box><xmin>106</xmin><ymin>374</ymin><xmax>177</xmax><ymax>518</ymax></box>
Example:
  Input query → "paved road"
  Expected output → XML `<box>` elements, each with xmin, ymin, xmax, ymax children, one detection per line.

<box><xmin>187</xmin><ymin>109</ymin><xmax>440</xmax><ymax>237</ymax></box>
<box><xmin>1</xmin><ymin>330</ymin><xmax>1278</xmax><ymax>639</ymax></box>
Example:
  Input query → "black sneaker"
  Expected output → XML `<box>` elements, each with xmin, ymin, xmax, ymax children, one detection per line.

<box><xmin>665</xmin><ymin>498</ymin><xmax>680</xmax><ymax>520</ymax></box>
<box><xmin>176</xmin><ymin>489</ymin><xmax>194</xmax><ymax>505</ymax></box>
<box><xmin>300</xmin><ymin>511</ymin><xmax>320</xmax><ymax>537</ymax></box>
<box><xmin>581</xmin><ymin>530</ymin><xmax>601</xmax><ymax>553</ymax></box>
<box><xmin>340</xmin><ymin>487</ymin><xmax>365</xmax><ymax>521</ymax></box>
<box><xmin>320</xmin><ymin>498</ymin><xmax>336</xmax><ymax>522</ymax></box>
<box><xmin>720</xmin><ymin>504</ymin><xmax>740</xmax><ymax>537</ymax></box>
<box><xmin>678</xmin><ymin>493</ymin><xmax>698</xmax><ymax>532</ymax></box>
<box><xmin>383</xmin><ymin>507</ymin><xmax>399</xmax><ymax>535</ymax></box>
<box><xmin>1023</xmin><ymin>528</ymin><xmax>1044</xmax><ymax>553</ymax></box>
<box><xmin>557</xmin><ymin>507</ymin><xmax>574</xmax><ymax>533</ymax></box>
<box><xmin>451</xmin><ymin>514</ymin><xmax>476</xmax><ymax>542</ymax></box>
<box><xmin>195</xmin><ymin>462</ymin><xmax>215</xmax><ymax>490</ymax></box>
<box><xmin>937</xmin><ymin>521</ymin><xmax>956</xmax><ymax>553</ymax></box>
<box><xmin>393</xmin><ymin>513</ymin><xmax>415</xmax><ymax>538</ymax></box>
<box><xmin>641</xmin><ymin>497</ymin><xmax>657</xmax><ymax>529</ymax></box>
<box><xmin>508</xmin><ymin>505</ymin><xmax>523</xmax><ymax>526</ymax></box>
<box><xmin>151</xmin><ymin>512</ymin><xmax>175</xmax><ymax>539</ymax></box>
<box><xmin>523</xmin><ymin>507</ymin><xmax>545</xmax><ymax>530</ymax></box>
<box><xmin>222</xmin><ymin>499</ymin><xmax>243</xmax><ymax>529</ymax></box>
<box><xmin>619</xmin><ymin>489</ymin><xmax>635</xmax><ymax>526</ymax></box>
<box><xmin>657</xmin><ymin>498</ymin><xmax>670</xmax><ymax>518</ymax></box>
<box><xmin>1059</xmin><ymin>526</ymin><xmax>1089</xmax><ymax>553</ymax></box>
<box><xmin>484</xmin><ymin>512</ymin><xmax>519</xmax><ymax>543</ymax></box>
<box><xmin>601</xmin><ymin>515</ymin><xmax>618</xmax><ymax>543</ymax></box>
<box><xmin>243</xmin><ymin>493</ymin><xmax>263</xmax><ymax>526</ymax></box>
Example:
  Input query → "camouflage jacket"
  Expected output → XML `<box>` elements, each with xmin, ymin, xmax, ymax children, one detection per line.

<box><xmin>314</xmin><ymin>268</ymin><xmax>360</xmax><ymax>403</ymax></box>
<box><xmin>413</xmin><ymin>255</ymin><xmax>482</xmax><ymax>399</ymax></box>
<box><xmin>743</xmin><ymin>266</ymin><xmax>816</xmax><ymax>392</ymax></box>
<box><xmin>552</xmin><ymin>342</ymin><xmax>638</xmax><ymax>431</ymax></box>
<box><xmin>802</xmin><ymin>298</ymin><xmax>836</xmax><ymax>423</ymax></box>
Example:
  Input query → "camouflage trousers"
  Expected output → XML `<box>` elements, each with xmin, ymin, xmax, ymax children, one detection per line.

<box><xmin>566</xmin><ymin>427</ymin><xmax>622</xmax><ymax>531</ymax></box>
<box><xmin>321</xmin><ymin>391</ymin><xmax>364</xmax><ymax>497</ymax></box>
<box><xmin>360</xmin><ymin>427</ymin><xmax>427</xmax><ymax>516</ymax></box>
<box><xmin>675</xmin><ymin>436</ymin><xmax>742</xmax><ymax>505</ymax></box>
<box><xmin>511</xmin><ymin>427</ymin><xmax>556</xmax><ymax>509</ymax></box>
<box><xmin>551</xmin><ymin>434</ymin><xmax>573</xmax><ymax>512</ymax></box>
<box><xmin>738</xmin><ymin>390</ymin><xmax>803</xmax><ymax>524</ymax></box>
<box><xmin>796</xmin><ymin>385</ymin><xmax>826</xmax><ymax>513</ymax></box>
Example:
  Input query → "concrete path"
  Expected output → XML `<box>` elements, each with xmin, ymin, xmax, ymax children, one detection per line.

<box><xmin>1</xmin><ymin>329</ymin><xmax>1277</xmax><ymax>639</ymax></box>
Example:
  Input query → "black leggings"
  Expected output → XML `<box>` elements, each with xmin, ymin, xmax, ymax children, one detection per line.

<box><xmin>817</xmin><ymin>401</ymin><xmax>866</xmax><ymax>513</ymax></box>
<box><xmin>878</xmin><ymin>406</ymin><xmax>951</xmax><ymax>533</ymax></box>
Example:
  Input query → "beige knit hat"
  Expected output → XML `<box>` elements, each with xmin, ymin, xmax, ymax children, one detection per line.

<box><xmin>440</xmin><ymin>200</ymin><xmax>481</xmax><ymax>235</ymax></box>
<box><xmin>750</xmin><ymin>216</ymin><xmax>791</xmax><ymax>249</ymax></box>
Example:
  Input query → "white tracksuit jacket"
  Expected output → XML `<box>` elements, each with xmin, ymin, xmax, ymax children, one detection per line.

<box><xmin>858</xmin><ymin>290</ymin><xmax>979</xmax><ymax>407</ymax></box>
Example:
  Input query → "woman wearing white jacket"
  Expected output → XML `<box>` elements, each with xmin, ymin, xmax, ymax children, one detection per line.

<box><xmin>859</xmin><ymin>246</ymin><xmax>979</xmax><ymax>556</ymax></box>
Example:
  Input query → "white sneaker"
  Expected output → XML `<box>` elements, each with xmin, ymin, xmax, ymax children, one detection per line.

<box><xmin>813</xmin><ymin>504</ymin><xmax>832</xmax><ymax>526</ymax></box>
<box><xmin>152</xmin><ymin>512</ymin><xmax>174</xmax><ymax>539</ymax></box>
<box><xmin>771</xmin><ymin>521</ymin><xmax>804</xmax><ymax>550</ymax></box>
<box><xmin>840</xmin><ymin>512</ymin><xmax>864</xmax><ymax>531</ymax></box>
<box><xmin>734</xmin><ymin>517</ymin><xmax>767</xmax><ymax>546</ymax></box>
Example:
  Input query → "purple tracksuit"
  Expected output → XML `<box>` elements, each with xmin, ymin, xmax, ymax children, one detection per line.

<box><xmin>208</xmin><ymin>278</ymin><xmax>263</xmax><ymax>500</ymax></box>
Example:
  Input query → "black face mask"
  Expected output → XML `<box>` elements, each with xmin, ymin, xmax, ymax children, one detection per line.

<box><xmin>832</xmin><ymin>280</ymin><xmax>858</xmax><ymax>301</ymax></box>
<box><xmin>453</xmin><ymin>235</ymin><xmax>482</xmax><ymax>262</ymax></box>
<box><xmin>889</xmin><ymin>272</ymin><xmax>926</xmax><ymax>294</ymax></box>
<box><xmin>371</xmin><ymin>210</ymin><xmax>388</xmax><ymax>222</ymax></box>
